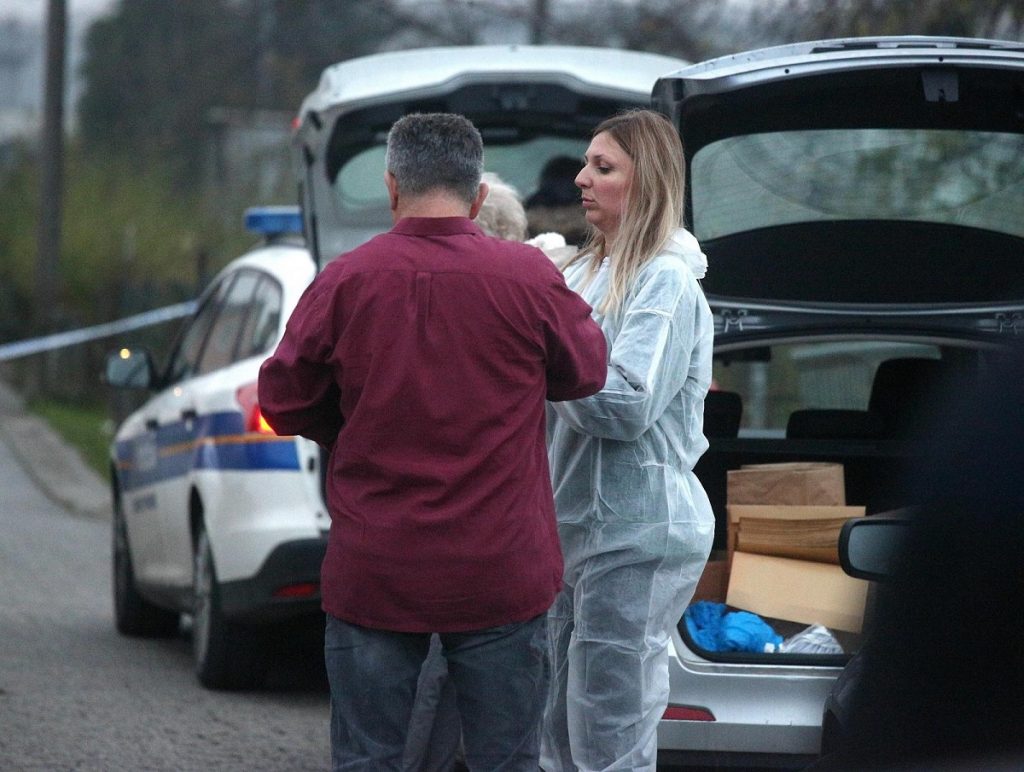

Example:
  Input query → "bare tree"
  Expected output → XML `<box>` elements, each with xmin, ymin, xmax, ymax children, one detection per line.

<box><xmin>753</xmin><ymin>0</ymin><xmax>1024</xmax><ymax>46</ymax></box>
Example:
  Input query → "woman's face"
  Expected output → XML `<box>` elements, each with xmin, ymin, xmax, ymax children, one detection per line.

<box><xmin>575</xmin><ymin>131</ymin><xmax>634</xmax><ymax>244</ymax></box>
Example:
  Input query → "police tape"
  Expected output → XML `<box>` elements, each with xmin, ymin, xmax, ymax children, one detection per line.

<box><xmin>0</xmin><ymin>301</ymin><xmax>197</xmax><ymax>362</ymax></box>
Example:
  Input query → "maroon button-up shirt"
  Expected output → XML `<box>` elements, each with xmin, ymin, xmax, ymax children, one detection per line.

<box><xmin>258</xmin><ymin>217</ymin><xmax>606</xmax><ymax>632</ymax></box>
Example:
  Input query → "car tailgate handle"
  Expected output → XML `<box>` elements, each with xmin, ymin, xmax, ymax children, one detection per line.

<box><xmin>144</xmin><ymin>418</ymin><xmax>159</xmax><ymax>431</ymax></box>
<box><xmin>181</xmin><ymin>408</ymin><xmax>198</xmax><ymax>422</ymax></box>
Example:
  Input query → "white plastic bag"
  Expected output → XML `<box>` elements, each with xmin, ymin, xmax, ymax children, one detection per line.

<box><xmin>780</xmin><ymin>624</ymin><xmax>844</xmax><ymax>654</ymax></box>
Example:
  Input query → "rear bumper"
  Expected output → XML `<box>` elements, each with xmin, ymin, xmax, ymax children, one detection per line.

<box><xmin>219</xmin><ymin>536</ymin><xmax>327</xmax><ymax>623</ymax></box>
<box><xmin>658</xmin><ymin>748</ymin><xmax>816</xmax><ymax>769</ymax></box>
<box><xmin>657</xmin><ymin>633</ymin><xmax>841</xmax><ymax>762</ymax></box>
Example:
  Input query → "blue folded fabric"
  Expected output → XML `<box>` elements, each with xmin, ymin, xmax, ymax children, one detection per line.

<box><xmin>684</xmin><ymin>600</ymin><xmax>783</xmax><ymax>653</ymax></box>
<box><xmin>684</xmin><ymin>600</ymin><xmax>725</xmax><ymax>650</ymax></box>
<box><xmin>721</xmin><ymin>610</ymin><xmax>784</xmax><ymax>652</ymax></box>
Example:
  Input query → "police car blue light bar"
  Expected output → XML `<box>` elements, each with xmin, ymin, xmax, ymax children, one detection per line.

<box><xmin>244</xmin><ymin>205</ymin><xmax>303</xmax><ymax>237</ymax></box>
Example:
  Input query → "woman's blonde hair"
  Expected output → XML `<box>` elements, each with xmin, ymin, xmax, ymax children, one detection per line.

<box><xmin>566</xmin><ymin>109</ymin><xmax>685</xmax><ymax>314</ymax></box>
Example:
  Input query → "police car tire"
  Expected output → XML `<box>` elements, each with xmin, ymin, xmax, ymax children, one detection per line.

<box><xmin>192</xmin><ymin>526</ymin><xmax>268</xmax><ymax>690</ymax></box>
<box><xmin>112</xmin><ymin>493</ymin><xmax>179</xmax><ymax>638</ymax></box>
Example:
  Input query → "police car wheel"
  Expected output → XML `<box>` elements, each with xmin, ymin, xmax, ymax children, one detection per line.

<box><xmin>192</xmin><ymin>526</ymin><xmax>267</xmax><ymax>690</ymax></box>
<box><xmin>112</xmin><ymin>492</ymin><xmax>179</xmax><ymax>638</ymax></box>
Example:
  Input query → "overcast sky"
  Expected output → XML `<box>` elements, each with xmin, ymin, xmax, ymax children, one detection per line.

<box><xmin>4</xmin><ymin>0</ymin><xmax>115</xmax><ymax>24</ymax></box>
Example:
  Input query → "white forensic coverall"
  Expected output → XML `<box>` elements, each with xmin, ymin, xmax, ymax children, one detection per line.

<box><xmin>541</xmin><ymin>228</ymin><xmax>716</xmax><ymax>772</ymax></box>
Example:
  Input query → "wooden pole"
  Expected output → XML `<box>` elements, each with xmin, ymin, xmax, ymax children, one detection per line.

<box><xmin>36</xmin><ymin>0</ymin><xmax>66</xmax><ymax>334</ymax></box>
<box><xmin>34</xmin><ymin>0</ymin><xmax>66</xmax><ymax>394</ymax></box>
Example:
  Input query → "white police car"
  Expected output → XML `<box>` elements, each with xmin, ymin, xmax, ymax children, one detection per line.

<box><xmin>105</xmin><ymin>206</ymin><xmax>328</xmax><ymax>689</ymax></box>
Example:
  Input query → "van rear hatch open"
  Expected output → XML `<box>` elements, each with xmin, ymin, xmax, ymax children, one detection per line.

<box><xmin>294</xmin><ymin>45</ymin><xmax>687</xmax><ymax>264</ymax></box>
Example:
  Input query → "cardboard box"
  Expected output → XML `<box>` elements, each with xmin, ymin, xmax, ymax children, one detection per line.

<box><xmin>728</xmin><ymin>504</ymin><xmax>865</xmax><ymax>525</ymax></box>
<box><xmin>727</xmin><ymin>462</ymin><xmax>846</xmax><ymax>506</ymax></box>
<box><xmin>735</xmin><ymin>517</ymin><xmax>850</xmax><ymax>564</ymax></box>
<box><xmin>726</xmin><ymin>551</ymin><xmax>868</xmax><ymax>633</ymax></box>
<box><xmin>726</xmin><ymin>504</ymin><xmax>865</xmax><ymax>564</ymax></box>
<box><xmin>691</xmin><ymin>557</ymin><xmax>729</xmax><ymax>603</ymax></box>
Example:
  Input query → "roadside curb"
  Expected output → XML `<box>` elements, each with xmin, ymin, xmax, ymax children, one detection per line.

<box><xmin>0</xmin><ymin>380</ymin><xmax>110</xmax><ymax>521</ymax></box>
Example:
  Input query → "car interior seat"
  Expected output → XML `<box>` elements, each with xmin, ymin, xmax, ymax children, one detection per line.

<box><xmin>704</xmin><ymin>390</ymin><xmax>742</xmax><ymax>438</ymax></box>
<box><xmin>785</xmin><ymin>408</ymin><xmax>885</xmax><ymax>440</ymax></box>
<box><xmin>868</xmin><ymin>357</ymin><xmax>958</xmax><ymax>438</ymax></box>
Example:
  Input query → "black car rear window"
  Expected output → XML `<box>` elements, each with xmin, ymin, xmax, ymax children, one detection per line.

<box><xmin>692</xmin><ymin>128</ymin><xmax>1024</xmax><ymax>241</ymax></box>
<box><xmin>691</xmin><ymin>128</ymin><xmax>1024</xmax><ymax>303</ymax></box>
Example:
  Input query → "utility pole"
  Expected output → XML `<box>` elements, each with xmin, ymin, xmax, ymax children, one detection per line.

<box><xmin>36</xmin><ymin>0</ymin><xmax>66</xmax><ymax>337</ymax></box>
<box><xmin>32</xmin><ymin>0</ymin><xmax>66</xmax><ymax>396</ymax></box>
<box><xmin>530</xmin><ymin>0</ymin><xmax>550</xmax><ymax>44</ymax></box>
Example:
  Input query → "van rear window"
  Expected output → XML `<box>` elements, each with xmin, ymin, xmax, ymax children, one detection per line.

<box><xmin>331</xmin><ymin>135</ymin><xmax>587</xmax><ymax>221</ymax></box>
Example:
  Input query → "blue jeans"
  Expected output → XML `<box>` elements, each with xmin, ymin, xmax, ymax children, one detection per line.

<box><xmin>402</xmin><ymin>634</ymin><xmax>462</xmax><ymax>771</ymax></box>
<box><xmin>325</xmin><ymin>613</ymin><xmax>548</xmax><ymax>771</ymax></box>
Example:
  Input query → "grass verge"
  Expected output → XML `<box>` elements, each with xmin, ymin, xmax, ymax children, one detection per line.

<box><xmin>28</xmin><ymin>398</ymin><xmax>110</xmax><ymax>477</ymax></box>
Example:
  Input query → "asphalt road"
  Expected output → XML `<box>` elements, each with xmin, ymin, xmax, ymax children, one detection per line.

<box><xmin>0</xmin><ymin>382</ymin><xmax>793</xmax><ymax>771</ymax></box>
<box><xmin>0</xmin><ymin>385</ymin><xmax>332</xmax><ymax>771</ymax></box>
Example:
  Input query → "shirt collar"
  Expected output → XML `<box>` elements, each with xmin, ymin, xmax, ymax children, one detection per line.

<box><xmin>391</xmin><ymin>217</ymin><xmax>483</xmax><ymax>237</ymax></box>
<box><xmin>664</xmin><ymin>227</ymin><xmax>708</xmax><ymax>279</ymax></box>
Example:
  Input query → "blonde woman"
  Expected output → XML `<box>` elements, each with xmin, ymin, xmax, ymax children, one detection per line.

<box><xmin>541</xmin><ymin>110</ymin><xmax>716</xmax><ymax>771</ymax></box>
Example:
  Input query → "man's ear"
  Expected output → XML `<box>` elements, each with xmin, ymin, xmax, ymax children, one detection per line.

<box><xmin>468</xmin><ymin>181</ymin><xmax>489</xmax><ymax>220</ymax></box>
<box><xmin>384</xmin><ymin>171</ymin><xmax>399</xmax><ymax>212</ymax></box>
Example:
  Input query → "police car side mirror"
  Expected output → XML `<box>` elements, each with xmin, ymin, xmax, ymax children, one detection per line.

<box><xmin>838</xmin><ymin>514</ymin><xmax>910</xmax><ymax>582</ymax></box>
<box><xmin>104</xmin><ymin>348</ymin><xmax>157</xmax><ymax>390</ymax></box>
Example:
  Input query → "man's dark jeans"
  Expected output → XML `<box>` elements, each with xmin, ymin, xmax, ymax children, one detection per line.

<box><xmin>325</xmin><ymin>613</ymin><xmax>549</xmax><ymax>771</ymax></box>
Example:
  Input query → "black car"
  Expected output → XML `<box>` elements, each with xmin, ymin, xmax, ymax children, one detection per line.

<box><xmin>650</xmin><ymin>36</ymin><xmax>1024</xmax><ymax>768</ymax></box>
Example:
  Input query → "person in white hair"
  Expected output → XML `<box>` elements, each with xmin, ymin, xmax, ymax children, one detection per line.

<box><xmin>476</xmin><ymin>172</ymin><xmax>529</xmax><ymax>241</ymax></box>
<box><xmin>477</xmin><ymin>172</ymin><xmax>574</xmax><ymax>263</ymax></box>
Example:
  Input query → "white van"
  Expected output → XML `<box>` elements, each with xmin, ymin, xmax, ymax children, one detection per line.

<box><xmin>291</xmin><ymin>45</ymin><xmax>687</xmax><ymax>265</ymax></box>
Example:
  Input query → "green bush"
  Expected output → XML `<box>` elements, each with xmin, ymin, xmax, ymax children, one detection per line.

<box><xmin>0</xmin><ymin>144</ymin><xmax>251</xmax><ymax>339</ymax></box>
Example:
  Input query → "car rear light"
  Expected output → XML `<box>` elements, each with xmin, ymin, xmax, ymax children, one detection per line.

<box><xmin>236</xmin><ymin>382</ymin><xmax>276</xmax><ymax>435</ymax></box>
<box><xmin>272</xmin><ymin>582</ymin><xmax>319</xmax><ymax>599</ymax></box>
<box><xmin>662</xmin><ymin>705</ymin><xmax>715</xmax><ymax>721</ymax></box>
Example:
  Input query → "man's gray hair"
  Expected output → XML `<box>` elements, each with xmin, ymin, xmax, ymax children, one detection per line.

<box><xmin>385</xmin><ymin>113</ymin><xmax>484</xmax><ymax>205</ymax></box>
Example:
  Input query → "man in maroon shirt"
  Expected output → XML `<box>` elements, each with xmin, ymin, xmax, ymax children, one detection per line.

<box><xmin>258</xmin><ymin>112</ymin><xmax>606</xmax><ymax>771</ymax></box>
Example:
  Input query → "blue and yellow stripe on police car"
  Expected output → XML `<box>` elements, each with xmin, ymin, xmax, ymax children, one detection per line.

<box><xmin>114</xmin><ymin>410</ymin><xmax>300</xmax><ymax>491</ymax></box>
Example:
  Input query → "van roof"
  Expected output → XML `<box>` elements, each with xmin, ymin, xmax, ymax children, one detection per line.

<box><xmin>298</xmin><ymin>45</ymin><xmax>688</xmax><ymax>119</ymax></box>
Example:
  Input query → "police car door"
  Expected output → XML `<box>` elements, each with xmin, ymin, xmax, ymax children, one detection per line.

<box><xmin>160</xmin><ymin>269</ymin><xmax>273</xmax><ymax>588</ymax></box>
<box><xmin>133</xmin><ymin>275</ymin><xmax>237</xmax><ymax>589</ymax></box>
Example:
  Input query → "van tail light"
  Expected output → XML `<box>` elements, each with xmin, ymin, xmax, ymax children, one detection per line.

<box><xmin>236</xmin><ymin>382</ymin><xmax>276</xmax><ymax>435</ymax></box>
<box><xmin>662</xmin><ymin>705</ymin><xmax>715</xmax><ymax>721</ymax></box>
<box><xmin>272</xmin><ymin>582</ymin><xmax>319</xmax><ymax>599</ymax></box>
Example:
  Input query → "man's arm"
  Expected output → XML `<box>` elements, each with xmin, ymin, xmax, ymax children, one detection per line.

<box><xmin>542</xmin><ymin>277</ymin><xmax>608</xmax><ymax>402</ymax></box>
<box><xmin>550</xmin><ymin>263</ymin><xmax>698</xmax><ymax>441</ymax></box>
<box><xmin>258</xmin><ymin>280</ymin><xmax>344</xmax><ymax>449</ymax></box>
